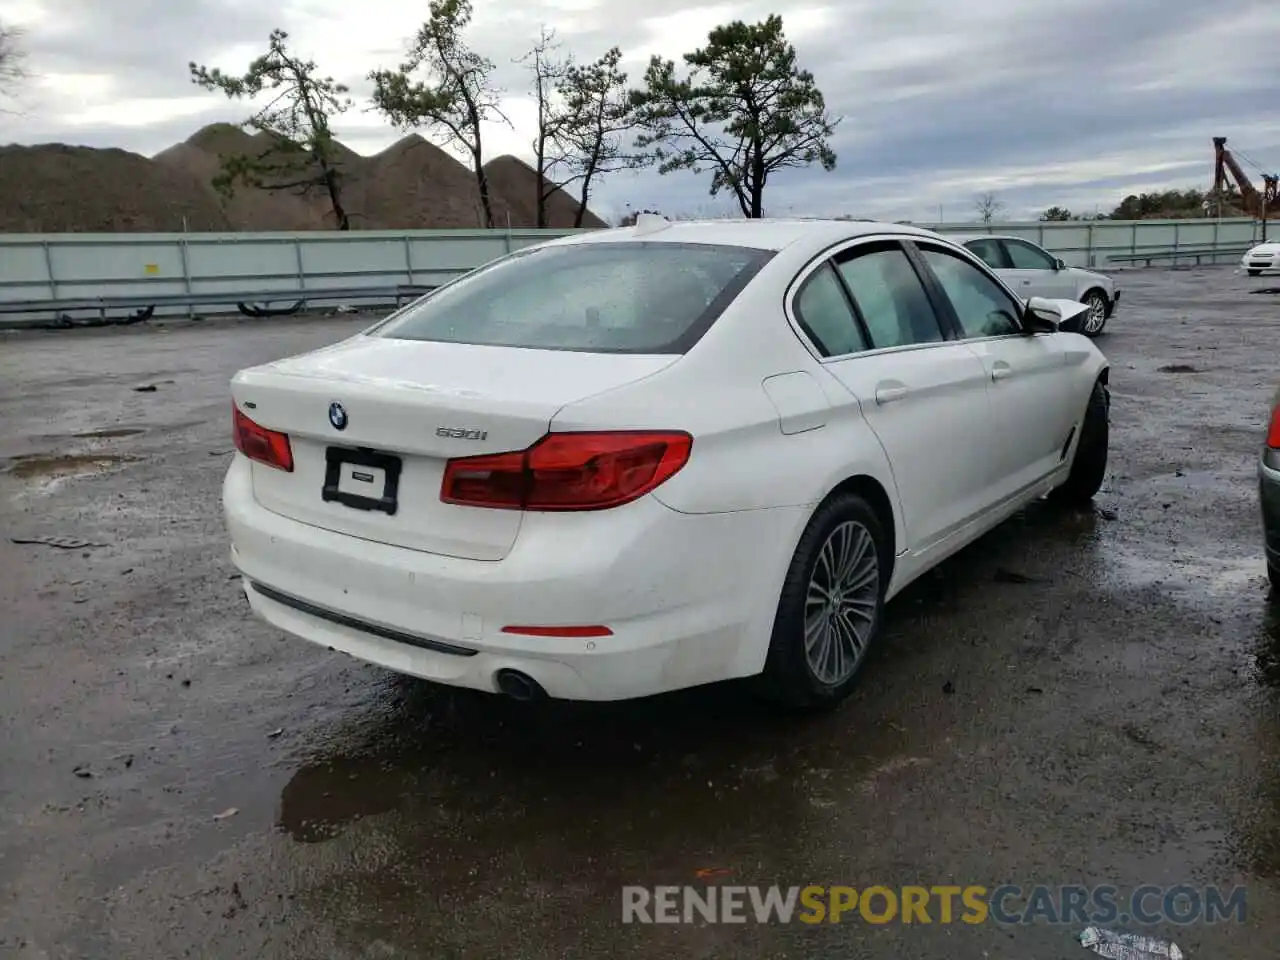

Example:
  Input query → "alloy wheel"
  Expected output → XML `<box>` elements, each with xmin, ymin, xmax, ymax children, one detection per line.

<box><xmin>804</xmin><ymin>520</ymin><xmax>880</xmax><ymax>685</ymax></box>
<box><xmin>1083</xmin><ymin>294</ymin><xmax>1107</xmax><ymax>334</ymax></box>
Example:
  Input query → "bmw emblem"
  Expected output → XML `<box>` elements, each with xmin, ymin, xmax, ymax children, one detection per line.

<box><xmin>328</xmin><ymin>401</ymin><xmax>348</xmax><ymax>431</ymax></box>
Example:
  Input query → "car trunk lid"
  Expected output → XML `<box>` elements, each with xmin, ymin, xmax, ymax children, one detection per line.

<box><xmin>232</xmin><ymin>335</ymin><xmax>678</xmax><ymax>560</ymax></box>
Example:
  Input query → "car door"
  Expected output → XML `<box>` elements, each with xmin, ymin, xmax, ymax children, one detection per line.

<box><xmin>794</xmin><ymin>239</ymin><xmax>995</xmax><ymax>554</ymax></box>
<box><xmin>1000</xmin><ymin>238</ymin><xmax>1076</xmax><ymax>299</ymax></box>
<box><xmin>910</xmin><ymin>240</ymin><xmax>1079</xmax><ymax>502</ymax></box>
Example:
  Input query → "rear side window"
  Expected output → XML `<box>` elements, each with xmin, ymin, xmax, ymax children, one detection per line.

<box><xmin>794</xmin><ymin>263</ymin><xmax>868</xmax><ymax>357</ymax></box>
<box><xmin>835</xmin><ymin>246</ymin><xmax>945</xmax><ymax>349</ymax></box>
<box><xmin>373</xmin><ymin>241</ymin><xmax>773</xmax><ymax>354</ymax></box>
<box><xmin>964</xmin><ymin>238</ymin><xmax>1009</xmax><ymax>269</ymax></box>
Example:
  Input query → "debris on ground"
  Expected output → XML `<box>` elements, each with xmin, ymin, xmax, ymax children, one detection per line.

<box><xmin>1078</xmin><ymin>926</ymin><xmax>1183</xmax><ymax>959</ymax></box>
<box><xmin>994</xmin><ymin>568</ymin><xmax>1041</xmax><ymax>584</ymax></box>
<box><xmin>267</xmin><ymin>729</ymin><xmax>284</xmax><ymax>739</ymax></box>
<box><xmin>72</xmin><ymin>765</ymin><xmax>92</xmax><ymax>779</ymax></box>
<box><xmin>1156</xmin><ymin>364</ymin><xmax>1198</xmax><ymax>374</ymax></box>
<box><xmin>212</xmin><ymin>807</ymin><xmax>239</xmax><ymax>821</ymax></box>
<box><xmin>10</xmin><ymin>535</ymin><xmax>107</xmax><ymax>550</ymax></box>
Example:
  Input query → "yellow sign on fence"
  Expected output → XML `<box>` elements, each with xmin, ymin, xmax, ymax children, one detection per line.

<box><xmin>144</xmin><ymin>263</ymin><xmax>159</xmax><ymax>275</ymax></box>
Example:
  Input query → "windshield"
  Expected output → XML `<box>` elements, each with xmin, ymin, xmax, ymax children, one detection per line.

<box><xmin>372</xmin><ymin>241</ymin><xmax>774</xmax><ymax>354</ymax></box>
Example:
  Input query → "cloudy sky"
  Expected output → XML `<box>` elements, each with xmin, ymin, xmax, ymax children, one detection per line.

<box><xmin>0</xmin><ymin>0</ymin><xmax>1278</xmax><ymax>223</ymax></box>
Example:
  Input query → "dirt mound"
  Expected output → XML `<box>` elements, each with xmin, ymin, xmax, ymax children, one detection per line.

<box><xmin>0</xmin><ymin>144</ymin><xmax>231</xmax><ymax>232</ymax></box>
<box><xmin>353</xmin><ymin>135</ymin><xmax>513</xmax><ymax>230</ymax></box>
<box><xmin>0</xmin><ymin>123</ymin><xmax>606</xmax><ymax>232</ymax></box>
<box><xmin>483</xmin><ymin>155</ymin><xmax>606</xmax><ymax>229</ymax></box>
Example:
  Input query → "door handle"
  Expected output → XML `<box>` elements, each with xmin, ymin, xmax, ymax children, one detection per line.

<box><xmin>991</xmin><ymin>363</ymin><xmax>1013</xmax><ymax>381</ymax></box>
<box><xmin>1021</xmin><ymin>279</ymin><xmax>1032</xmax><ymax>285</ymax></box>
<box><xmin>875</xmin><ymin>385</ymin><xmax>909</xmax><ymax>404</ymax></box>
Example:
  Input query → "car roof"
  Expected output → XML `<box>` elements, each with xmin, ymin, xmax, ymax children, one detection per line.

<box><xmin>541</xmin><ymin>218</ymin><xmax>958</xmax><ymax>255</ymax></box>
<box><xmin>946</xmin><ymin>233</ymin><xmax>1033</xmax><ymax>244</ymax></box>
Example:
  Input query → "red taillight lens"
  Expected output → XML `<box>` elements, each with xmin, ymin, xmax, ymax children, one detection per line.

<box><xmin>501</xmin><ymin>625</ymin><xmax>614</xmax><ymax>637</ymax></box>
<box><xmin>1268</xmin><ymin>404</ymin><xmax>1280</xmax><ymax>449</ymax></box>
<box><xmin>441</xmin><ymin>430</ymin><xmax>692</xmax><ymax>511</ymax></box>
<box><xmin>232</xmin><ymin>404</ymin><xmax>294</xmax><ymax>472</ymax></box>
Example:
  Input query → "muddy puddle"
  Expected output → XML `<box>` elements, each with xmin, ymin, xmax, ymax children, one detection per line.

<box><xmin>4</xmin><ymin>452</ymin><xmax>140</xmax><ymax>481</ymax></box>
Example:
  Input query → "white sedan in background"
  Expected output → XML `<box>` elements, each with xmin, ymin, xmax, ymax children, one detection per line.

<box><xmin>223</xmin><ymin>217</ymin><xmax>1110</xmax><ymax>709</ymax></box>
<box><xmin>951</xmin><ymin>233</ymin><xmax>1120</xmax><ymax>338</ymax></box>
<box><xmin>1242</xmin><ymin>241</ymin><xmax>1280</xmax><ymax>276</ymax></box>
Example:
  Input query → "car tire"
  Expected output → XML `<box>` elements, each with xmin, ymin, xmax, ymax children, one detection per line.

<box><xmin>1269</xmin><ymin>560</ymin><xmax>1280</xmax><ymax>592</ymax></box>
<box><xmin>1249</xmin><ymin>269</ymin><xmax>1262</xmax><ymax>277</ymax></box>
<box><xmin>1080</xmin><ymin>289</ymin><xmax>1109</xmax><ymax>337</ymax></box>
<box><xmin>758</xmin><ymin>492</ymin><xmax>888</xmax><ymax>710</ymax></box>
<box><xmin>1051</xmin><ymin>379</ymin><xmax>1109</xmax><ymax>504</ymax></box>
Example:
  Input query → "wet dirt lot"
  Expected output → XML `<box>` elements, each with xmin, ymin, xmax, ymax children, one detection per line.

<box><xmin>2</xmin><ymin>267</ymin><xmax>1279</xmax><ymax>959</ymax></box>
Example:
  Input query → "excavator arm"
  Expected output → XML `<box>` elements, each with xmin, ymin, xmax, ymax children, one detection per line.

<box><xmin>1214</xmin><ymin>137</ymin><xmax>1278</xmax><ymax>219</ymax></box>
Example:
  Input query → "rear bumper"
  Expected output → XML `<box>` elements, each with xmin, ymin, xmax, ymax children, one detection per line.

<box><xmin>1260</xmin><ymin>458</ymin><xmax>1280</xmax><ymax>565</ymax></box>
<box><xmin>223</xmin><ymin>456</ymin><xmax>806</xmax><ymax>700</ymax></box>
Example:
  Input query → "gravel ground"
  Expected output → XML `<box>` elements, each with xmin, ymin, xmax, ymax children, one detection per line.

<box><xmin>2</xmin><ymin>266</ymin><xmax>1279</xmax><ymax>959</ymax></box>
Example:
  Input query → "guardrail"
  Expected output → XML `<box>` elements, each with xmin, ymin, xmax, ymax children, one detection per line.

<box><xmin>0</xmin><ymin>218</ymin><xmax>1264</xmax><ymax>329</ymax></box>
<box><xmin>0</xmin><ymin>229</ymin><xmax>572</xmax><ymax>327</ymax></box>
<box><xmin>941</xmin><ymin>219</ymin><xmax>1262</xmax><ymax>269</ymax></box>
<box><xmin>0</xmin><ymin>283</ymin><xmax>438</xmax><ymax>330</ymax></box>
<box><xmin>1102</xmin><ymin>243</ymin><xmax>1255</xmax><ymax>267</ymax></box>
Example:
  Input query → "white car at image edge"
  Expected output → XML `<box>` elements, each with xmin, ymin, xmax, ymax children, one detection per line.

<box><xmin>1242</xmin><ymin>241</ymin><xmax>1280</xmax><ymax>276</ymax></box>
<box><xmin>223</xmin><ymin>216</ymin><xmax>1110</xmax><ymax>708</ymax></box>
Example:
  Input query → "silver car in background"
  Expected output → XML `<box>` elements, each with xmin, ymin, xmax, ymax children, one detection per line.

<box><xmin>951</xmin><ymin>233</ymin><xmax>1120</xmax><ymax>338</ymax></box>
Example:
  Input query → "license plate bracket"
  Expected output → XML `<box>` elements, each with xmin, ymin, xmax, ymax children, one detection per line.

<box><xmin>322</xmin><ymin>446</ymin><xmax>402</xmax><ymax>515</ymax></box>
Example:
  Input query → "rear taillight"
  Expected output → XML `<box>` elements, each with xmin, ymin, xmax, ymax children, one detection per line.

<box><xmin>1268</xmin><ymin>404</ymin><xmax>1280</xmax><ymax>449</ymax></box>
<box><xmin>232</xmin><ymin>404</ymin><xmax>294</xmax><ymax>472</ymax></box>
<box><xmin>441</xmin><ymin>430</ymin><xmax>692</xmax><ymax>511</ymax></box>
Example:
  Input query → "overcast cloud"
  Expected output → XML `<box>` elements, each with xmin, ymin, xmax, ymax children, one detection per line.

<box><xmin>0</xmin><ymin>0</ymin><xmax>1277</xmax><ymax>223</ymax></box>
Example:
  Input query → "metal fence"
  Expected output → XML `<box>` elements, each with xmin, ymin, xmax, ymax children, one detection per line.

<box><xmin>0</xmin><ymin>218</ymin><xmax>1263</xmax><ymax>325</ymax></box>
<box><xmin>929</xmin><ymin>217</ymin><xmax>1262</xmax><ymax>269</ymax></box>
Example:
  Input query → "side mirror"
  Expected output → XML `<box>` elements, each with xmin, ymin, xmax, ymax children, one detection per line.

<box><xmin>1023</xmin><ymin>296</ymin><xmax>1089</xmax><ymax>334</ymax></box>
<box><xmin>1054</xmin><ymin>257</ymin><xmax>1067</xmax><ymax>271</ymax></box>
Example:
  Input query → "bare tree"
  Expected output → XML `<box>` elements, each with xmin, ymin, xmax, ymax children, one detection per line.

<box><xmin>0</xmin><ymin>21</ymin><xmax>27</xmax><ymax>100</ymax></box>
<box><xmin>974</xmin><ymin>191</ymin><xmax>1005</xmax><ymax>224</ymax></box>
<box><xmin>516</xmin><ymin>26</ymin><xmax>570</xmax><ymax>228</ymax></box>
<box><xmin>371</xmin><ymin>0</ymin><xmax>509</xmax><ymax>228</ymax></box>
<box><xmin>554</xmin><ymin>47</ymin><xmax>642</xmax><ymax>228</ymax></box>
<box><xmin>191</xmin><ymin>29</ymin><xmax>354</xmax><ymax>229</ymax></box>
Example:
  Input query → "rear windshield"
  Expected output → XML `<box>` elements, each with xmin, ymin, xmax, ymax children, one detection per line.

<box><xmin>372</xmin><ymin>241</ymin><xmax>774</xmax><ymax>354</ymax></box>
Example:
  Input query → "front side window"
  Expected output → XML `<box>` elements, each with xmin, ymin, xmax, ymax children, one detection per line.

<box><xmin>374</xmin><ymin>241</ymin><xmax>773</xmax><ymax>354</ymax></box>
<box><xmin>1003</xmin><ymin>238</ymin><xmax>1057</xmax><ymax>271</ymax></box>
<box><xmin>920</xmin><ymin>247</ymin><xmax>1023</xmax><ymax>339</ymax></box>
<box><xmin>835</xmin><ymin>245</ymin><xmax>945</xmax><ymax>349</ymax></box>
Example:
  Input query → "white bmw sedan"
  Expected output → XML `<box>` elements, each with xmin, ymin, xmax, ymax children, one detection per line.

<box><xmin>223</xmin><ymin>217</ymin><xmax>1110</xmax><ymax>708</ymax></box>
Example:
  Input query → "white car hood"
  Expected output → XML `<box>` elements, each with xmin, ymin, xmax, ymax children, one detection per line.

<box><xmin>1074</xmin><ymin>267</ymin><xmax>1113</xmax><ymax>288</ymax></box>
<box><xmin>1247</xmin><ymin>242</ymin><xmax>1280</xmax><ymax>256</ymax></box>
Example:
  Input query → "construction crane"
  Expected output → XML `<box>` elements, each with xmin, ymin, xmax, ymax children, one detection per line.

<box><xmin>1212</xmin><ymin>137</ymin><xmax>1278</xmax><ymax>220</ymax></box>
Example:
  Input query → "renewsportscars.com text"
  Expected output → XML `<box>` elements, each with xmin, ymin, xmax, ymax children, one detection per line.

<box><xmin>621</xmin><ymin>884</ymin><xmax>1247</xmax><ymax>926</ymax></box>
